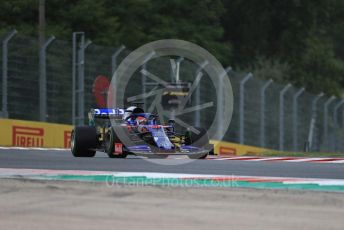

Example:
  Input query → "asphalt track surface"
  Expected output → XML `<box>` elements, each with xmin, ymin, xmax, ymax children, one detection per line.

<box><xmin>0</xmin><ymin>149</ymin><xmax>343</xmax><ymax>179</ymax></box>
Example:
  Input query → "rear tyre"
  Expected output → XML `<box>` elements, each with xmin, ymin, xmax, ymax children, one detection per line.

<box><xmin>105</xmin><ymin>127</ymin><xmax>128</xmax><ymax>158</ymax></box>
<box><xmin>71</xmin><ymin>126</ymin><xmax>97</xmax><ymax>157</ymax></box>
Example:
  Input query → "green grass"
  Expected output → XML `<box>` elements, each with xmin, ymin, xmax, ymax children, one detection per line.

<box><xmin>250</xmin><ymin>151</ymin><xmax>344</xmax><ymax>158</ymax></box>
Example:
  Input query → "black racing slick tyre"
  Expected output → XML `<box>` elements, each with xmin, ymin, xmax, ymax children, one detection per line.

<box><xmin>71</xmin><ymin>126</ymin><xmax>97</xmax><ymax>157</ymax></box>
<box><xmin>105</xmin><ymin>127</ymin><xmax>128</xmax><ymax>158</ymax></box>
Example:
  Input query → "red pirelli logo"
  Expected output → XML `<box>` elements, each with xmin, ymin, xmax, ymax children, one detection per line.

<box><xmin>219</xmin><ymin>146</ymin><xmax>236</xmax><ymax>156</ymax></box>
<box><xmin>12</xmin><ymin>126</ymin><xmax>44</xmax><ymax>147</ymax></box>
<box><xmin>64</xmin><ymin>130</ymin><xmax>72</xmax><ymax>148</ymax></box>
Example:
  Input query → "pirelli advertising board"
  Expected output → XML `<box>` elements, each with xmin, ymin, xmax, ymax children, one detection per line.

<box><xmin>210</xmin><ymin>140</ymin><xmax>269</xmax><ymax>156</ymax></box>
<box><xmin>0</xmin><ymin>119</ymin><xmax>73</xmax><ymax>148</ymax></box>
<box><xmin>0</xmin><ymin>119</ymin><xmax>270</xmax><ymax>155</ymax></box>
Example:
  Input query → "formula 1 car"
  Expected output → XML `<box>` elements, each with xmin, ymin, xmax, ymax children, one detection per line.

<box><xmin>70</xmin><ymin>105</ymin><xmax>213</xmax><ymax>159</ymax></box>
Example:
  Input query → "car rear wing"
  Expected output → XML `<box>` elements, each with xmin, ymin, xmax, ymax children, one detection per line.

<box><xmin>90</xmin><ymin>108</ymin><xmax>125</xmax><ymax>119</ymax></box>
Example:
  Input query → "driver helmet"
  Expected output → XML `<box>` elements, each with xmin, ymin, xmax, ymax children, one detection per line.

<box><xmin>136</xmin><ymin>116</ymin><xmax>147</xmax><ymax>125</ymax></box>
<box><xmin>123</xmin><ymin>106</ymin><xmax>136</xmax><ymax>121</ymax></box>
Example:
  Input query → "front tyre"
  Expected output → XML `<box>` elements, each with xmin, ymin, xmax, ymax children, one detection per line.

<box><xmin>105</xmin><ymin>127</ymin><xmax>128</xmax><ymax>158</ymax></box>
<box><xmin>71</xmin><ymin>126</ymin><xmax>97</xmax><ymax>157</ymax></box>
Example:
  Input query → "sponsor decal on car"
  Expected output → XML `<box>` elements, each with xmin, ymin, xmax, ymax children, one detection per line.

<box><xmin>114</xmin><ymin>143</ymin><xmax>123</xmax><ymax>154</ymax></box>
<box><xmin>94</xmin><ymin>108</ymin><xmax>125</xmax><ymax>116</ymax></box>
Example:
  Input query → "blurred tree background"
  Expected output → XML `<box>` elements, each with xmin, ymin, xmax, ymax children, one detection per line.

<box><xmin>0</xmin><ymin>0</ymin><xmax>343</xmax><ymax>95</ymax></box>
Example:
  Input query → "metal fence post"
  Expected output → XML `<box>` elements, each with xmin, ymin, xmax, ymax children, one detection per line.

<box><xmin>292</xmin><ymin>87</ymin><xmax>305</xmax><ymax>151</ymax></box>
<box><xmin>239</xmin><ymin>73</ymin><xmax>253</xmax><ymax>144</ymax></box>
<box><xmin>342</xmin><ymin>110</ymin><xmax>344</xmax><ymax>150</ymax></box>
<box><xmin>333</xmin><ymin>99</ymin><xmax>344</xmax><ymax>126</ymax></box>
<box><xmin>72</xmin><ymin>32</ymin><xmax>84</xmax><ymax>125</ymax></box>
<box><xmin>307</xmin><ymin>93</ymin><xmax>324</xmax><ymax>151</ymax></box>
<box><xmin>333</xmin><ymin>99</ymin><xmax>344</xmax><ymax>151</ymax></box>
<box><xmin>142</xmin><ymin>62</ymin><xmax>147</xmax><ymax>111</ymax></box>
<box><xmin>216</xmin><ymin>66</ymin><xmax>232</xmax><ymax>140</ymax></box>
<box><xmin>140</xmin><ymin>52</ymin><xmax>155</xmax><ymax>112</ymax></box>
<box><xmin>260</xmin><ymin>79</ymin><xmax>273</xmax><ymax>147</ymax></box>
<box><xmin>169</xmin><ymin>57</ymin><xmax>184</xmax><ymax>83</ymax></box>
<box><xmin>323</xmin><ymin>96</ymin><xmax>336</xmax><ymax>150</ymax></box>
<box><xmin>312</xmin><ymin>93</ymin><xmax>324</xmax><ymax>115</ymax></box>
<box><xmin>39</xmin><ymin>36</ymin><xmax>55</xmax><ymax>121</ymax></box>
<box><xmin>168</xmin><ymin>57</ymin><xmax>185</xmax><ymax>120</ymax></box>
<box><xmin>175</xmin><ymin>57</ymin><xmax>184</xmax><ymax>83</ymax></box>
<box><xmin>1</xmin><ymin>30</ymin><xmax>17</xmax><ymax>118</ymax></box>
<box><xmin>195</xmin><ymin>62</ymin><xmax>208</xmax><ymax>127</ymax></box>
<box><xmin>77</xmin><ymin>39</ymin><xmax>92</xmax><ymax>125</ymax></box>
<box><xmin>279</xmin><ymin>83</ymin><xmax>292</xmax><ymax>151</ymax></box>
<box><xmin>111</xmin><ymin>45</ymin><xmax>125</xmax><ymax>75</ymax></box>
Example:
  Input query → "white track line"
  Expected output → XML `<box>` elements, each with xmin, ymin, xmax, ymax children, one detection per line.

<box><xmin>284</xmin><ymin>158</ymin><xmax>329</xmax><ymax>162</ymax></box>
<box><xmin>248</xmin><ymin>157</ymin><xmax>292</xmax><ymax>162</ymax></box>
<box><xmin>208</xmin><ymin>156</ymin><xmax>344</xmax><ymax>164</ymax></box>
<box><xmin>211</xmin><ymin>156</ymin><xmax>261</xmax><ymax>161</ymax></box>
<box><xmin>327</xmin><ymin>160</ymin><xmax>344</xmax><ymax>163</ymax></box>
<box><xmin>1</xmin><ymin>168</ymin><xmax>344</xmax><ymax>187</ymax></box>
<box><xmin>1</xmin><ymin>147</ymin><xmax>344</xmax><ymax>164</ymax></box>
<box><xmin>0</xmin><ymin>146</ymin><xmax>67</xmax><ymax>151</ymax></box>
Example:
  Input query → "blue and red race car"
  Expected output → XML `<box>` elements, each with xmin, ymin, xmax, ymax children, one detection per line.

<box><xmin>71</xmin><ymin>106</ymin><xmax>212</xmax><ymax>159</ymax></box>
